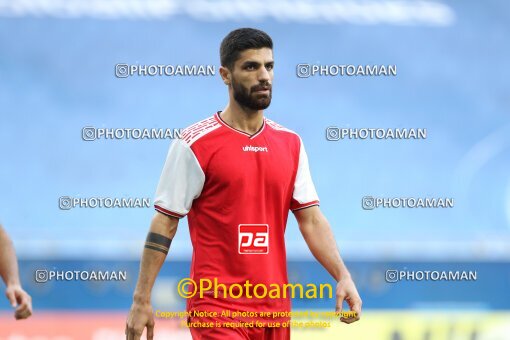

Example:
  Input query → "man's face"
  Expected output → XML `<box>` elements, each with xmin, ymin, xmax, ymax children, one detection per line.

<box><xmin>230</xmin><ymin>48</ymin><xmax>274</xmax><ymax>111</ymax></box>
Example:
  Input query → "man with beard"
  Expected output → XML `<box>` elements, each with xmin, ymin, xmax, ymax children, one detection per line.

<box><xmin>126</xmin><ymin>28</ymin><xmax>361</xmax><ymax>340</ymax></box>
<box><xmin>0</xmin><ymin>224</ymin><xmax>33</xmax><ymax>320</ymax></box>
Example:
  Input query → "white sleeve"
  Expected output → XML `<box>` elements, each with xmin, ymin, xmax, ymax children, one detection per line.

<box><xmin>154</xmin><ymin>138</ymin><xmax>205</xmax><ymax>218</ymax></box>
<box><xmin>290</xmin><ymin>138</ymin><xmax>320</xmax><ymax>211</ymax></box>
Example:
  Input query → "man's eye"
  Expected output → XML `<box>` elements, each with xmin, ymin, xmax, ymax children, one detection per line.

<box><xmin>246</xmin><ymin>65</ymin><xmax>256</xmax><ymax>70</ymax></box>
<box><xmin>266</xmin><ymin>64</ymin><xmax>274</xmax><ymax>70</ymax></box>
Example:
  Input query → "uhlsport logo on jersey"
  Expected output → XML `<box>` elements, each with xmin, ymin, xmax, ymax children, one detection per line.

<box><xmin>238</xmin><ymin>224</ymin><xmax>269</xmax><ymax>254</ymax></box>
<box><xmin>242</xmin><ymin>145</ymin><xmax>268</xmax><ymax>152</ymax></box>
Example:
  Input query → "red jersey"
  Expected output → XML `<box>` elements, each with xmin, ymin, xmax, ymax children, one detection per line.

<box><xmin>154</xmin><ymin>111</ymin><xmax>319</xmax><ymax>323</ymax></box>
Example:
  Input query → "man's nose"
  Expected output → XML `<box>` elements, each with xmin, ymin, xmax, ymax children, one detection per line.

<box><xmin>257</xmin><ymin>66</ymin><xmax>271</xmax><ymax>83</ymax></box>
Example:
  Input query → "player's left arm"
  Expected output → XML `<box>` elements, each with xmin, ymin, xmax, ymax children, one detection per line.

<box><xmin>293</xmin><ymin>206</ymin><xmax>361</xmax><ymax>324</ymax></box>
<box><xmin>0</xmin><ymin>224</ymin><xmax>33</xmax><ymax>320</ymax></box>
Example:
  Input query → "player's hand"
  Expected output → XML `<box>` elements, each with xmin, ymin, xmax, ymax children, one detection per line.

<box><xmin>125</xmin><ymin>301</ymin><xmax>155</xmax><ymax>340</ymax></box>
<box><xmin>335</xmin><ymin>276</ymin><xmax>362</xmax><ymax>324</ymax></box>
<box><xmin>5</xmin><ymin>284</ymin><xmax>33</xmax><ymax>320</ymax></box>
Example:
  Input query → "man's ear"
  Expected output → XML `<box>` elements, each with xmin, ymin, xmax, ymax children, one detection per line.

<box><xmin>219</xmin><ymin>66</ymin><xmax>231</xmax><ymax>85</ymax></box>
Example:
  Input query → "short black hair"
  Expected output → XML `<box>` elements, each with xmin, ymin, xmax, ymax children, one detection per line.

<box><xmin>220</xmin><ymin>28</ymin><xmax>273</xmax><ymax>70</ymax></box>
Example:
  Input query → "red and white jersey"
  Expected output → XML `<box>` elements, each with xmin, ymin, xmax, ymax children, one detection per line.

<box><xmin>154</xmin><ymin>111</ymin><xmax>319</xmax><ymax>321</ymax></box>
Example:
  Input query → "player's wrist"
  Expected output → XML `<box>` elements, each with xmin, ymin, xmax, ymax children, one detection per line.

<box><xmin>336</xmin><ymin>270</ymin><xmax>352</xmax><ymax>282</ymax></box>
<box><xmin>5</xmin><ymin>279</ymin><xmax>21</xmax><ymax>288</ymax></box>
<box><xmin>133</xmin><ymin>292</ymin><xmax>151</xmax><ymax>305</ymax></box>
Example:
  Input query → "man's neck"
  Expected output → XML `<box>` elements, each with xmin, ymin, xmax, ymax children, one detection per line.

<box><xmin>220</xmin><ymin>103</ymin><xmax>264</xmax><ymax>135</ymax></box>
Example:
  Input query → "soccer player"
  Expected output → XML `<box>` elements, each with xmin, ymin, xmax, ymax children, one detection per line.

<box><xmin>0</xmin><ymin>224</ymin><xmax>33</xmax><ymax>320</ymax></box>
<box><xmin>126</xmin><ymin>28</ymin><xmax>361</xmax><ymax>340</ymax></box>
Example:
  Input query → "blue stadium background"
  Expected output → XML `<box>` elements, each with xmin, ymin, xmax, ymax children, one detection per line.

<box><xmin>0</xmin><ymin>0</ymin><xmax>509</xmax><ymax>338</ymax></box>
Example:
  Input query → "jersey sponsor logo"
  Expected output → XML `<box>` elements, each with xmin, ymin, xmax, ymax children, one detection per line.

<box><xmin>242</xmin><ymin>145</ymin><xmax>268</xmax><ymax>152</ymax></box>
<box><xmin>238</xmin><ymin>224</ymin><xmax>269</xmax><ymax>254</ymax></box>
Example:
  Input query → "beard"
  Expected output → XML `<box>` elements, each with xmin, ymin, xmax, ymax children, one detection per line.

<box><xmin>232</xmin><ymin>78</ymin><xmax>272</xmax><ymax>110</ymax></box>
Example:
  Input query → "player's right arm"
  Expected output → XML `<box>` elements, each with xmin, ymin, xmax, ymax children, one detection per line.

<box><xmin>126</xmin><ymin>136</ymin><xmax>205</xmax><ymax>339</ymax></box>
<box><xmin>125</xmin><ymin>212</ymin><xmax>179</xmax><ymax>340</ymax></box>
